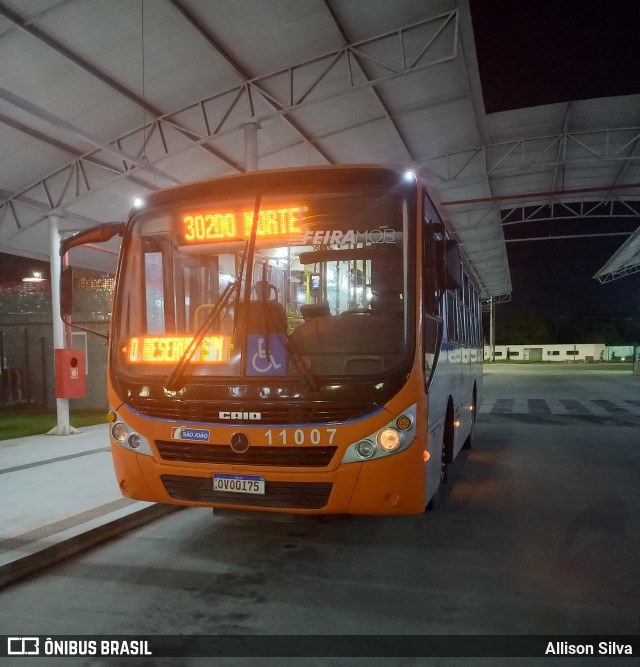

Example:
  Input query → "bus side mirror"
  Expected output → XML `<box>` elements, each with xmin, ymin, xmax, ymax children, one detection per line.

<box><xmin>60</xmin><ymin>221</ymin><xmax>124</xmax><ymax>255</ymax></box>
<box><xmin>436</xmin><ymin>239</ymin><xmax>461</xmax><ymax>291</ymax></box>
<box><xmin>60</xmin><ymin>265</ymin><xmax>73</xmax><ymax>319</ymax></box>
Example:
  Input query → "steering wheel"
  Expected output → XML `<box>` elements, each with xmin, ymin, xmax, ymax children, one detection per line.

<box><xmin>341</xmin><ymin>308</ymin><xmax>375</xmax><ymax>315</ymax></box>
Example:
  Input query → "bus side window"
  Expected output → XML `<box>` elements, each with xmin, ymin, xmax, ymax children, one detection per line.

<box><xmin>423</xmin><ymin>193</ymin><xmax>443</xmax><ymax>316</ymax></box>
<box><xmin>143</xmin><ymin>250</ymin><xmax>165</xmax><ymax>334</ymax></box>
<box><xmin>446</xmin><ymin>292</ymin><xmax>457</xmax><ymax>343</ymax></box>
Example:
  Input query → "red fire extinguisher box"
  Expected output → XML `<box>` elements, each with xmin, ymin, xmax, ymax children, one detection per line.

<box><xmin>55</xmin><ymin>349</ymin><xmax>86</xmax><ymax>398</ymax></box>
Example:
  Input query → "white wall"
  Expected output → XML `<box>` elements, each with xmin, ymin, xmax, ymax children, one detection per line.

<box><xmin>483</xmin><ymin>343</ymin><xmax>614</xmax><ymax>362</ymax></box>
<box><xmin>606</xmin><ymin>346</ymin><xmax>634</xmax><ymax>360</ymax></box>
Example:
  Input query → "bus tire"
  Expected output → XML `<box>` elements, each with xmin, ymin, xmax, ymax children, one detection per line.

<box><xmin>427</xmin><ymin>438</ymin><xmax>447</xmax><ymax>511</ymax></box>
<box><xmin>426</xmin><ymin>484</ymin><xmax>441</xmax><ymax>511</ymax></box>
<box><xmin>462</xmin><ymin>385</ymin><xmax>477</xmax><ymax>451</ymax></box>
<box><xmin>442</xmin><ymin>400</ymin><xmax>454</xmax><ymax>471</ymax></box>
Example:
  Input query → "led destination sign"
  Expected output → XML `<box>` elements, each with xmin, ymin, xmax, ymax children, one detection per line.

<box><xmin>182</xmin><ymin>206</ymin><xmax>307</xmax><ymax>243</ymax></box>
<box><xmin>128</xmin><ymin>336</ymin><xmax>233</xmax><ymax>364</ymax></box>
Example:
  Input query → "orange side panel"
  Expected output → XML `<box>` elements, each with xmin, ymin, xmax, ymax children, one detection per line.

<box><xmin>347</xmin><ymin>440</ymin><xmax>426</xmax><ymax>515</ymax></box>
<box><xmin>111</xmin><ymin>445</ymin><xmax>155</xmax><ymax>501</ymax></box>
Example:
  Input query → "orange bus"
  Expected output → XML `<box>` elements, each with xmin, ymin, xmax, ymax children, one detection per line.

<box><xmin>62</xmin><ymin>165</ymin><xmax>482</xmax><ymax>514</ymax></box>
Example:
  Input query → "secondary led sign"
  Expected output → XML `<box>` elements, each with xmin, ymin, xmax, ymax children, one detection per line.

<box><xmin>182</xmin><ymin>206</ymin><xmax>307</xmax><ymax>243</ymax></box>
<box><xmin>128</xmin><ymin>336</ymin><xmax>233</xmax><ymax>364</ymax></box>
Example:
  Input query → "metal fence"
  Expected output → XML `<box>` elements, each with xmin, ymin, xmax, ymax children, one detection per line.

<box><xmin>0</xmin><ymin>280</ymin><xmax>113</xmax><ymax>410</ymax></box>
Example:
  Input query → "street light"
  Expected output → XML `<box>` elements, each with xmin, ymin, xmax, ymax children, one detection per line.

<box><xmin>22</xmin><ymin>272</ymin><xmax>45</xmax><ymax>283</ymax></box>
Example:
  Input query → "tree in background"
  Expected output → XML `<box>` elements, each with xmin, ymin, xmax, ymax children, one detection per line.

<box><xmin>495</xmin><ymin>313</ymin><xmax>553</xmax><ymax>344</ymax></box>
<box><xmin>554</xmin><ymin>308</ymin><xmax>639</xmax><ymax>344</ymax></box>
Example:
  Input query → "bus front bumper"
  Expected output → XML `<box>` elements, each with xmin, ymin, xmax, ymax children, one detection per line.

<box><xmin>111</xmin><ymin>443</ymin><xmax>426</xmax><ymax>515</ymax></box>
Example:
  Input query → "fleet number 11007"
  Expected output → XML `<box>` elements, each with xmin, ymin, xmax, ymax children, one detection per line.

<box><xmin>264</xmin><ymin>428</ymin><xmax>336</xmax><ymax>446</ymax></box>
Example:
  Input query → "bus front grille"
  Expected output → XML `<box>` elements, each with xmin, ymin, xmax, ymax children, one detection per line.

<box><xmin>131</xmin><ymin>398</ymin><xmax>376</xmax><ymax>425</ymax></box>
<box><xmin>161</xmin><ymin>475</ymin><xmax>332</xmax><ymax>510</ymax></box>
<box><xmin>156</xmin><ymin>441</ymin><xmax>337</xmax><ymax>467</ymax></box>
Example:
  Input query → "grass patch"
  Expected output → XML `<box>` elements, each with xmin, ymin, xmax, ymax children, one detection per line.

<box><xmin>0</xmin><ymin>406</ymin><xmax>107</xmax><ymax>441</ymax></box>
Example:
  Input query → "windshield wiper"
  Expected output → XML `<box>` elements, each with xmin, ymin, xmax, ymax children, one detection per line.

<box><xmin>164</xmin><ymin>196</ymin><xmax>260</xmax><ymax>391</ymax></box>
<box><xmin>289</xmin><ymin>346</ymin><xmax>319</xmax><ymax>393</ymax></box>
<box><xmin>164</xmin><ymin>280</ymin><xmax>238</xmax><ymax>392</ymax></box>
<box><xmin>165</xmin><ymin>190</ymin><xmax>318</xmax><ymax>393</ymax></box>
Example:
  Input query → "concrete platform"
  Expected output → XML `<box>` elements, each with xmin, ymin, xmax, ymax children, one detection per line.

<box><xmin>0</xmin><ymin>424</ymin><xmax>175</xmax><ymax>588</ymax></box>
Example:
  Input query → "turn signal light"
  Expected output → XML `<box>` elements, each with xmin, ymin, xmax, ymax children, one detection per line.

<box><xmin>396</xmin><ymin>414</ymin><xmax>412</xmax><ymax>430</ymax></box>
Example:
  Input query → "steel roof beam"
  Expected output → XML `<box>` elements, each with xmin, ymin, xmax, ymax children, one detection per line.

<box><xmin>321</xmin><ymin>0</ymin><xmax>415</xmax><ymax>161</ymax></box>
<box><xmin>0</xmin><ymin>111</ymin><xmax>82</xmax><ymax>156</ymax></box>
<box><xmin>0</xmin><ymin>112</ymin><xmax>159</xmax><ymax>194</ymax></box>
<box><xmin>0</xmin><ymin>151</ymin><xmax>153</xmax><ymax>242</ymax></box>
<box><xmin>1</xmin><ymin>191</ymin><xmax>106</xmax><ymax>230</ymax></box>
<box><xmin>0</xmin><ymin>2</ymin><xmax>156</xmax><ymax>114</ymax></box>
<box><xmin>422</xmin><ymin>128</ymin><xmax>640</xmax><ymax>183</ymax></box>
<box><xmin>1</xmin><ymin>13</ymin><xmax>459</xmax><ymax>239</ymax></box>
<box><xmin>443</xmin><ymin>182</ymin><xmax>640</xmax><ymax>207</ymax></box>
<box><xmin>595</xmin><ymin>264</ymin><xmax>640</xmax><ymax>283</ymax></box>
<box><xmin>482</xmin><ymin>294</ymin><xmax>511</xmax><ymax>306</ymax></box>
<box><xmin>550</xmin><ymin>102</ymin><xmax>572</xmax><ymax>193</ymax></box>
<box><xmin>594</xmin><ymin>110</ymin><xmax>640</xmax><ymax>276</ymax></box>
<box><xmin>445</xmin><ymin>199</ymin><xmax>640</xmax><ymax>249</ymax></box>
<box><xmin>500</xmin><ymin>199</ymin><xmax>640</xmax><ymax>225</ymax></box>
<box><xmin>452</xmin><ymin>0</ymin><xmax>507</xmax><ymax>297</ymax></box>
<box><xmin>593</xmin><ymin>223</ymin><xmax>640</xmax><ymax>282</ymax></box>
<box><xmin>0</xmin><ymin>85</ymin><xmax>181</xmax><ymax>188</ymax></box>
<box><xmin>166</xmin><ymin>0</ymin><xmax>334</xmax><ymax>165</ymax></box>
<box><xmin>0</xmin><ymin>1</ymin><xmax>242</xmax><ymax>173</ymax></box>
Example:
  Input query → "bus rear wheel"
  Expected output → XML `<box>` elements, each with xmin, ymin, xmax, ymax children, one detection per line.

<box><xmin>427</xmin><ymin>402</ymin><xmax>453</xmax><ymax>511</ymax></box>
<box><xmin>440</xmin><ymin>434</ymin><xmax>448</xmax><ymax>484</ymax></box>
<box><xmin>426</xmin><ymin>437</ymin><xmax>447</xmax><ymax>511</ymax></box>
<box><xmin>462</xmin><ymin>387</ymin><xmax>477</xmax><ymax>451</ymax></box>
<box><xmin>442</xmin><ymin>401</ymin><xmax>455</xmax><ymax>477</ymax></box>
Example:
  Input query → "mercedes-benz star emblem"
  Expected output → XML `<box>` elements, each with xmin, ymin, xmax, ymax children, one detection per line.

<box><xmin>230</xmin><ymin>432</ymin><xmax>250</xmax><ymax>453</ymax></box>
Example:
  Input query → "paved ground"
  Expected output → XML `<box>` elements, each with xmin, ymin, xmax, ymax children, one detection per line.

<box><xmin>0</xmin><ymin>424</ymin><xmax>175</xmax><ymax>588</ymax></box>
<box><xmin>480</xmin><ymin>363</ymin><xmax>640</xmax><ymax>425</ymax></box>
<box><xmin>0</xmin><ymin>365</ymin><xmax>638</xmax><ymax>665</ymax></box>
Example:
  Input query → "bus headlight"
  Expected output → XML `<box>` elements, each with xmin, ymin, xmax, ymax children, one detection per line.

<box><xmin>111</xmin><ymin>422</ymin><xmax>128</xmax><ymax>443</ymax></box>
<box><xmin>341</xmin><ymin>404</ymin><xmax>417</xmax><ymax>464</ymax></box>
<box><xmin>377</xmin><ymin>428</ymin><xmax>400</xmax><ymax>451</ymax></box>
<box><xmin>108</xmin><ymin>412</ymin><xmax>153</xmax><ymax>456</ymax></box>
<box><xmin>355</xmin><ymin>440</ymin><xmax>376</xmax><ymax>459</ymax></box>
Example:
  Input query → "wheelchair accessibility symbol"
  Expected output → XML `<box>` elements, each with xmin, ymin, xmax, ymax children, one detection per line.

<box><xmin>248</xmin><ymin>335</ymin><xmax>286</xmax><ymax>376</ymax></box>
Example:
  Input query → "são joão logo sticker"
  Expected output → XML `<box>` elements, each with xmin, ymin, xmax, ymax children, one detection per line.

<box><xmin>171</xmin><ymin>426</ymin><xmax>210</xmax><ymax>442</ymax></box>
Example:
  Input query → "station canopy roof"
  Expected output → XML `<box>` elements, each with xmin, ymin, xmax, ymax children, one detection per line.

<box><xmin>0</xmin><ymin>0</ymin><xmax>638</xmax><ymax>298</ymax></box>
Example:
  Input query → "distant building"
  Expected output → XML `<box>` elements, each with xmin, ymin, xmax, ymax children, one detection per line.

<box><xmin>484</xmin><ymin>344</ymin><xmax>635</xmax><ymax>362</ymax></box>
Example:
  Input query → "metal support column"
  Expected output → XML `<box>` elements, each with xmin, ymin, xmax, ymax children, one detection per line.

<box><xmin>489</xmin><ymin>297</ymin><xmax>495</xmax><ymax>362</ymax></box>
<box><xmin>48</xmin><ymin>214</ymin><xmax>79</xmax><ymax>435</ymax></box>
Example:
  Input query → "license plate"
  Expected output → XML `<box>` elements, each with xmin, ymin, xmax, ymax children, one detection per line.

<box><xmin>213</xmin><ymin>473</ymin><xmax>265</xmax><ymax>495</ymax></box>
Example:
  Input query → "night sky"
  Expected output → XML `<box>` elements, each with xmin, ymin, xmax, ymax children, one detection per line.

<box><xmin>0</xmin><ymin>253</ymin><xmax>51</xmax><ymax>284</ymax></box>
<box><xmin>470</xmin><ymin>0</ymin><xmax>640</xmax><ymax>324</ymax></box>
<box><xmin>500</xmin><ymin>215</ymin><xmax>640</xmax><ymax>320</ymax></box>
<box><xmin>470</xmin><ymin>0</ymin><xmax>640</xmax><ymax>113</ymax></box>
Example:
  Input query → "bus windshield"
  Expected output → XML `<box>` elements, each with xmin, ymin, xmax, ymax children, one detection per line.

<box><xmin>113</xmin><ymin>183</ymin><xmax>414</xmax><ymax>385</ymax></box>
